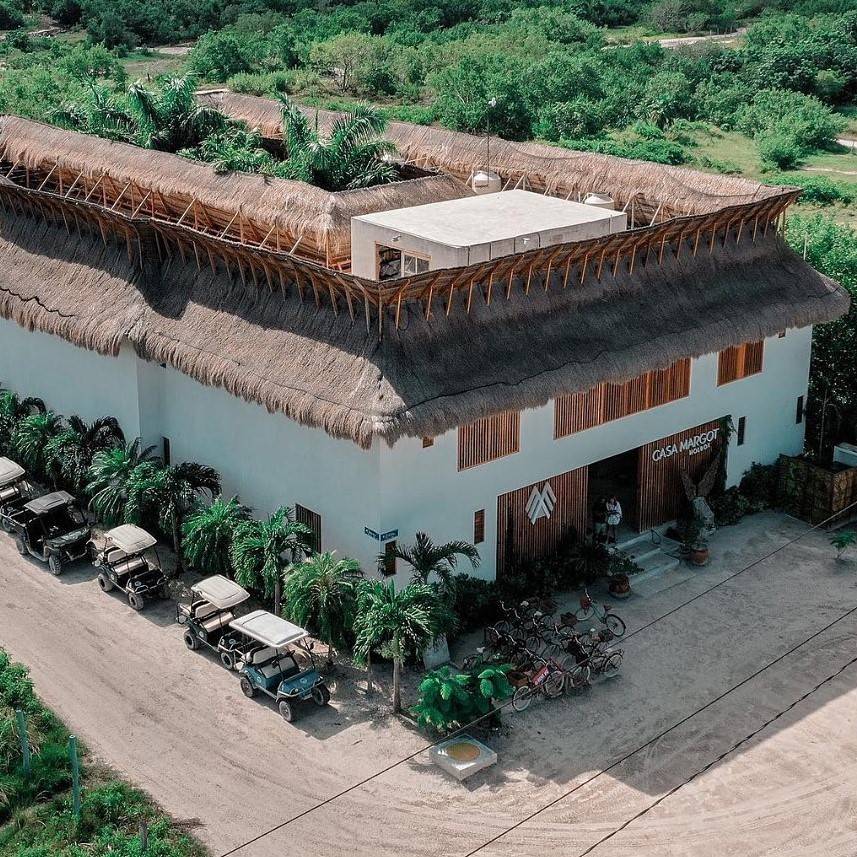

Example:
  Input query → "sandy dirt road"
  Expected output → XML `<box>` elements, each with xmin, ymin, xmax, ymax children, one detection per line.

<box><xmin>2</xmin><ymin>511</ymin><xmax>857</xmax><ymax>857</ymax></box>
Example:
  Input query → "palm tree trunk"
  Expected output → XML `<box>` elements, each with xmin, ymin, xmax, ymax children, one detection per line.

<box><xmin>274</xmin><ymin>577</ymin><xmax>282</xmax><ymax>616</ymax></box>
<box><xmin>392</xmin><ymin>657</ymin><xmax>401</xmax><ymax>713</ymax></box>
<box><xmin>366</xmin><ymin>649</ymin><xmax>373</xmax><ymax>695</ymax></box>
<box><xmin>172</xmin><ymin>510</ymin><xmax>183</xmax><ymax>575</ymax></box>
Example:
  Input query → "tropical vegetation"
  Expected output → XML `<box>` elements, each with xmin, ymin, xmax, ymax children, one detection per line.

<box><xmin>282</xmin><ymin>552</ymin><xmax>363</xmax><ymax>663</ymax></box>
<box><xmin>0</xmin><ymin>647</ymin><xmax>204</xmax><ymax>855</ymax></box>
<box><xmin>390</xmin><ymin>531</ymin><xmax>480</xmax><ymax>592</ymax></box>
<box><xmin>354</xmin><ymin>579</ymin><xmax>453</xmax><ymax>711</ymax></box>
<box><xmin>412</xmin><ymin>663</ymin><xmax>513</xmax><ymax>734</ymax></box>
<box><xmin>182</xmin><ymin>495</ymin><xmax>252</xmax><ymax>577</ymax></box>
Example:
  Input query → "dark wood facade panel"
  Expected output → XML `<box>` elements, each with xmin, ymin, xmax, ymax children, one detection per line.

<box><xmin>458</xmin><ymin>410</ymin><xmax>520</xmax><ymax>471</ymax></box>
<box><xmin>718</xmin><ymin>340</ymin><xmax>764</xmax><ymax>386</ymax></box>
<box><xmin>636</xmin><ymin>419</ymin><xmax>723</xmax><ymax>531</ymax></box>
<box><xmin>555</xmin><ymin>358</ymin><xmax>691</xmax><ymax>439</ymax></box>
<box><xmin>496</xmin><ymin>466</ymin><xmax>588</xmax><ymax>579</ymax></box>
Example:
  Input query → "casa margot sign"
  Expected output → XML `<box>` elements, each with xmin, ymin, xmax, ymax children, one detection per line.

<box><xmin>651</xmin><ymin>426</ymin><xmax>720</xmax><ymax>462</ymax></box>
<box><xmin>526</xmin><ymin>482</ymin><xmax>556</xmax><ymax>525</ymax></box>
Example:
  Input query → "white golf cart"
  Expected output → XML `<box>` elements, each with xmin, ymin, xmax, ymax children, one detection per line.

<box><xmin>92</xmin><ymin>524</ymin><xmax>170</xmax><ymax>611</ymax></box>
<box><xmin>176</xmin><ymin>575</ymin><xmax>251</xmax><ymax>661</ymax></box>
<box><xmin>0</xmin><ymin>457</ymin><xmax>30</xmax><ymax>532</ymax></box>
<box><xmin>229</xmin><ymin>610</ymin><xmax>331</xmax><ymax>723</ymax></box>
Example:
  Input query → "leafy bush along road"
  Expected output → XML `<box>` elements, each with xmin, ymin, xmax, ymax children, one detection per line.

<box><xmin>3</xmin><ymin>510</ymin><xmax>857</xmax><ymax>856</ymax></box>
<box><xmin>0</xmin><ymin>649</ymin><xmax>205</xmax><ymax>856</ymax></box>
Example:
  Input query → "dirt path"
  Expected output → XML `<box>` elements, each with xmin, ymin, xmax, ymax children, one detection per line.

<box><xmin>2</xmin><ymin>512</ymin><xmax>857</xmax><ymax>856</ymax></box>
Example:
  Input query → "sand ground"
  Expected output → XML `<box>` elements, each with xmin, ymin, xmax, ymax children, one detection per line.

<box><xmin>2</xmin><ymin>510</ymin><xmax>857</xmax><ymax>857</ymax></box>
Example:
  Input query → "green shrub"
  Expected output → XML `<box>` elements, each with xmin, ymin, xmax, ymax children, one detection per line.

<box><xmin>0</xmin><ymin>651</ymin><xmax>39</xmax><ymax>714</ymax></box>
<box><xmin>561</xmin><ymin>135</ymin><xmax>689</xmax><ymax>165</ymax></box>
<box><xmin>758</xmin><ymin>133</ymin><xmax>805</xmax><ymax>169</ymax></box>
<box><xmin>738</xmin><ymin>463</ymin><xmax>779</xmax><ymax>512</ymax></box>
<box><xmin>411</xmin><ymin>664</ymin><xmax>512</xmax><ymax>734</ymax></box>
<box><xmin>711</xmin><ymin>486</ymin><xmax>751</xmax><ymax>526</ymax></box>
<box><xmin>450</xmin><ymin>574</ymin><xmax>500</xmax><ymax>634</ymax></box>
<box><xmin>768</xmin><ymin>173</ymin><xmax>854</xmax><ymax>205</ymax></box>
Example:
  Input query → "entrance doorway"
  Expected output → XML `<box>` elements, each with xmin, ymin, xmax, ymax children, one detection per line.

<box><xmin>587</xmin><ymin>448</ymin><xmax>639</xmax><ymax>540</ymax></box>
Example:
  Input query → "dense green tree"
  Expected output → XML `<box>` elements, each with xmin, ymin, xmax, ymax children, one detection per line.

<box><xmin>390</xmin><ymin>532</ymin><xmax>480</xmax><ymax>592</ymax></box>
<box><xmin>11</xmin><ymin>412</ymin><xmax>62</xmax><ymax>483</ymax></box>
<box><xmin>43</xmin><ymin>415</ymin><xmax>124</xmax><ymax>493</ymax></box>
<box><xmin>283</xmin><ymin>551</ymin><xmax>363</xmax><ymax>661</ymax></box>
<box><xmin>182</xmin><ymin>495</ymin><xmax>252</xmax><ymax>576</ymax></box>
<box><xmin>231</xmin><ymin>507</ymin><xmax>312</xmax><ymax>612</ymax></box>
<box><xmin>86</xmin><ymin>439</ymin><xmax>157</xmax><ymax>526</ymax></box>
<box><xmin>353</xmin><ymin>579</ymin><xmax>452</xmax><ymax>710</ymax></box>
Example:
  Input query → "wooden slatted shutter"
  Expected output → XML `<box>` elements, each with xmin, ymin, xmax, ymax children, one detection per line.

<box><xmin>458</xmin><ymin>411</ymin><xmax>520</xmax><ymax>470</ymax></box>
<box><xmin>718</xmin><ymin>341</ymin><xmax>764</xmax><ymax>386</ymax></box>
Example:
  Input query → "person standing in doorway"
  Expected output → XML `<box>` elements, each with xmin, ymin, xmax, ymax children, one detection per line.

<box><xmin>606</xmin><ymin>495</ymin><xmax>622</xmax><ymax>544</ymax></box>
<box><xmin>592</xmin><ymin>497</ymin><xmax>608</xmax><ymax>544</ymax></box>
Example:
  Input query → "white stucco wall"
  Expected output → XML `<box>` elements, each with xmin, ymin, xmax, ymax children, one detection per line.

<box><xmin>0</xmin><ymin>319</ymin><xmax>142</xmax><ymax>435</ymax></box>
<box><xmin>0</xmin><ymin>315</ymin><xmax>811</xmax><ymax>581</ymax></box>
<box><xmin>378</xmin><ymin>328</ymin><xmax>812</xmax><ymax>582</ymax></box>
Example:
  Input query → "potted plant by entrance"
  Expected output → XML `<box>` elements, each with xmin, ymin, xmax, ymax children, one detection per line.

<box><xmin>682</xmin><ymin>516</ymin><xmax>710</xmax><ymax>566</ymax></box>
<box><xmin>607</xmin><ymin>572</ymin><xmax>631</xmax><ymax>598</ymax></box>
<box><xmin>606</xmin><ymin>550</ymin><xmax>638</xmax><ymax>598</ymax></box>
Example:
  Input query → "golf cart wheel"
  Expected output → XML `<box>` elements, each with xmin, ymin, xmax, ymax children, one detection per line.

<box><xmin>48</xmin><ymin>554</ymin><xmax>64</xmax><ymax>576</ymax></box>
<box><xmin>239</xmin><ymin>676</ymin><xmax>256</xmax><ymax>698</ymax></box>
<box><xmin>278</xmin><ymin>700</ymin><xmax>297</xmax><ymax>723</ymax></box>
<box><xmin>512</xmin><ymin>686</ymin><xmax>533</xmax><ymax>712</ymax></box>
<box><xmin>311</xmin><ymin>684</ymin><xmax>331</xmax><ymax>707</ymax></box>
<box><xmin>14</xmin><ymin>536</ymin><xmax>27</xmax><ymax>556</ymax></box>
<box><xmin>183</xmin><ymin>630</ymin><xmax>199</xmax><ymax>651</ymax></box>
<box><xmin>127</xmin><ymin>591</ymin><xmax>145</xmax><ymax>612</ymax></box>
<box><xmin>1</xmin><ymin>518</ymin><xmax>13</xmax><ymax>533</ymax></box>
<box><xmin>219</xmin><ymin>651</ymin><xmax>236</xmax><ymax>670</ymax></box>
<box><xmin>605</xmin><ymin>614</ymin><xmax>626</xmax><ymax>638</ymax></box>
<box><xmin>97</xmin><ymin>573</ymin><xmax>114</xmax><ymax>592</ymax></box>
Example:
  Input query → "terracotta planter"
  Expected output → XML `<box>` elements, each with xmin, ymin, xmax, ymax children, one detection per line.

<box><xmin>608</xmin><ymin>574</ymin><xmax>631</xmax><ymax>599</ymax></box>
<box><xmin>690</xmin><ymin>546</ymin><xmax>710</xmax><ymax>566</ymax></box>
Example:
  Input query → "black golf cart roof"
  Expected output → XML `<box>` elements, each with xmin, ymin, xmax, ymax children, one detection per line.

<box><xmin>24</xmin><ymin>491</ymin><xmax>75</xmax><ymax>515</ymax></box>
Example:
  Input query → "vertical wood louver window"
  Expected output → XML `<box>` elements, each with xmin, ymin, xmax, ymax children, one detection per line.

<box><xmin>717</xmin><ymin>341</ymin><xmax>764</xmax><ymax>386</ymax></box>
<box><xmin>458</xmin><ymin>411</ymin><xmax>520</xmax><ymax>471</ymax></box>
<box><xmin>295</xmin><ymin>504</ymin><xmax>322</xmax><ymax>553</ymax></box>
<box><xmin>554</xmin><ymin>359</ymin><xmax>691</xmax><ymax>439</ymax></box>
<box><xmin>473</xmin><ymin>510</ymin><xmax>485</xmax><ymax>544</ymax></box>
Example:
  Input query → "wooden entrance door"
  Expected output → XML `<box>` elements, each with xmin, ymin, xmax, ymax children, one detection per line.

<box><xmin>496</xmin><ymin>466</ymin><xmax>588</xmax><ymax>579</ymax></box>
<box><xmin>636</xmin><ymin>419</ymin><xmax>724</xmax><ymax>531</ymax></box>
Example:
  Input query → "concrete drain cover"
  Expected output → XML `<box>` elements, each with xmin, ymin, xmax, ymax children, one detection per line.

<box><xmin>430</xmin><ymin>735</ymin><xmax>497</xmax><ymax>781</ymax></box>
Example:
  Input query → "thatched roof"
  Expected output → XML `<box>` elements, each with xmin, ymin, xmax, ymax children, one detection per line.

<box><xmin>0</xmin><ymin>209</ymin><xmax>847</xmax><ymax>447</ymax></box>
<box><xmin>0</xmin><ymin>115</ymin><xmax>472</xmax><ymax>262</ymax></box>
<box><xmin>201</xmin><ymin>91</ymin><xmax>792</xmax><ymax>218</ymax></box>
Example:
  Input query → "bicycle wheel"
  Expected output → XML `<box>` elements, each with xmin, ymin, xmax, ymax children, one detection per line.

<box><xmin>542</xmin><ymin>671</ymin><xmax>565</xmax><ymax>699</ymax></box>
<box><xmin>603</xmin><ymin>652</ymin><xmax>623</xmax><ymax>676</ymax></box>
<box><xmin>484</xmin><ymin>625</ymin><xmax>502</xmax><ymax>649</ymax></box>
<box><xmin>575</xmin><ymin>606</ymin><xmax>595</xmax><ymax>623</ymax></box>
<box><xmin>569</xmin><ymin>663</ymin><xmax>591</xmax><ymax>688</ymax></box>
<box><xmin>605</xmin><ymin>614</ymin><xmax>626</xmax><ymax>637</ymax></box>
<box><xmin>512</xmin><ymin>686</ymin><xmax>533</xmax><ymax>712</ymax></box>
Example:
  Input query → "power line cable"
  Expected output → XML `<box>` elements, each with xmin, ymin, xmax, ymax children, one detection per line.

<box><xmin>462</xmin><ymin>599</ymin><xmax>857</xmax><ymax>857</ymax></box>
<box><xmin>218</xmin><ymin>499</ymin><xmax>857</xmax><ymax>857</ymax></box>
<box><xmin>573</xmin><ymin>649</ymin><xmax>857</xmax><ymax>856</ymax></box>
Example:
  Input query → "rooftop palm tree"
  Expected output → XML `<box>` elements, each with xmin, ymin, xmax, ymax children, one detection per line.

<box><xmin>44</xmin><ymin>415</ymin><xmax>124</xmax><ymax>493</ymax></box>
<box><xmin>277</xmin><ymin>98</ymin><xmax>399</xmax><ymax>191</ymax></box>
<box><xmin>126</xmin><ymin>74</ymin><xmax>228</xmax><ymax>152</ymax></box>
<box><xmin>53</xmin><ymin>81</ymin><xmax>135</xmax><ymax>143</ymax></box>
<box><xmin>127</xmin><ymin>461</ymin><xmax>221</xmax><ymax>574</ymax></box>
<box><xmin>353</xmin><ymin>580</ymin><xmax>453</xmax><ymax>711</ymax></box>
<box><xmin>182</xmin><ymin>495</ymin><xmax>252</xmax><ymax>576</ymax></box>
<box><xmin>231</xmin><ymin>507</ymin><xmax>312</xmax><ymax>613</ymax></box>
<box><xmin>85</xmin><ymin>439</ymin><xmax>157</xmax><ymax>526</ymax></box>
<box><xmin>283</xmin><ymin>552</ymin><xmax>363</xmax><ymax>664</ymax></box>
<box><xmin>0</xmin><ymin>389</ymin><xmax>45</xmax><ymax>458</ymax></box>
<box><xmin>391</xmin><ymin>532</ymin><xmax>480</xmax><ymax>592</ymax></box>
<box><xmin>11</xmin><ymin>411</ymin><xmax>62</xmax><ymax>483</ymax></box>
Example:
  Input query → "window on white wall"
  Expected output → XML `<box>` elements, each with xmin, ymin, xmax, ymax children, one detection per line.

<box><xmin>737</xmin><ymin>416</ymin><xmax>747</xmax><ymax>446</ymax></box>
<box><xmin>402</xmin><ymin>253</ymin><xmax>430</xmax><ymax>277</ymax></box>
<box><xmin>796</xmin><ymin>396</ymin><xmax>804</xmax><ymax>424</ymax></box>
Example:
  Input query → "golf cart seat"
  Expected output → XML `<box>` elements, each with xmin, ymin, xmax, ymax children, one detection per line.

<box><xmin>106</xmin><ymin>548</ymin><xmax>127</xmax><ymax>564</ymax></box>
<box><xmin>112</xmin><ymin>556</ymin><xmax>148</xmax><ymax>577</ymax></box>
<box><xmin>200</xmin><ymin>611</ymin><xmax>234</xmax><ymax>634</ymax></box>
<box><xmin>193</xmin><ymin>602</ymin><xmax>221</xmax><ymax>621</ymax></box>
<box><xmin>257</xmin><ymin>660</ymin><xmax>286</xmax><ymax>680</ymax></box>
<box><xmin>247</xmin><ymin>646</ymin><xmax>278</xmax><ymax>665</ymax></box>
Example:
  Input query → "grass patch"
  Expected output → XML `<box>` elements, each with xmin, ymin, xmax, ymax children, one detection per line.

<box><xmin>0</xmin><ymin>648</ymin><xmax>206</xmax><ymax>857</ymax></box>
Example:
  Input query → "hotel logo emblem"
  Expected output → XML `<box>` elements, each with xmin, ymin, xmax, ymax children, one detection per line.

<box><xmin>526</xmin><ymin>482</ymin><xmax>556</xmax><ymax>524</ymax></box>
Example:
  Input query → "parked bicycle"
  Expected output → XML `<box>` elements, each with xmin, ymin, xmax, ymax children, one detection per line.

<box><xmin>571</xmin><ymin>589</ymin><xmax>626</xmax><ymax>637</ymax></box>
<box><xmin>510</xmin><ymin>655</ymin><xmax>566</xmax><ymax>711</ymax></box>
<box><xmin>580</xmin><ymin>628</ymin><xmax>624</xmax><ymax>677</ymax></box>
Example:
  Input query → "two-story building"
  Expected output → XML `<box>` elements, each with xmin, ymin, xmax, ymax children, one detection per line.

<box><xmin>0</xmin><ymin>110</ymin><xmax>848</xmax><ymax>581</ymax></box>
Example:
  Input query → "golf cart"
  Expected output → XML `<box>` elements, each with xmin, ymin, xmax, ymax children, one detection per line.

<box><xmin>92</xmin><ymin>524</ymin><xmax>169</xmax><ymax>611</ymax></box>
<box><xmin>9</xmin><ymin>490</ymin><xmax>90</xmax><ymax>575</ymax></box>
<box><xmin>230</xmin><ymin>610</ymin><xmax>330</xmax><ymax>723</ymax></box>
<box><xmin>176</xmin><ymin>575</ymin><xmax>251</xmax><ymax>661</ymax></box>
<box><xmin>0</xmin><ymin>457</ymin><xmax>31</xmax><ymax>532</ymax></box>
